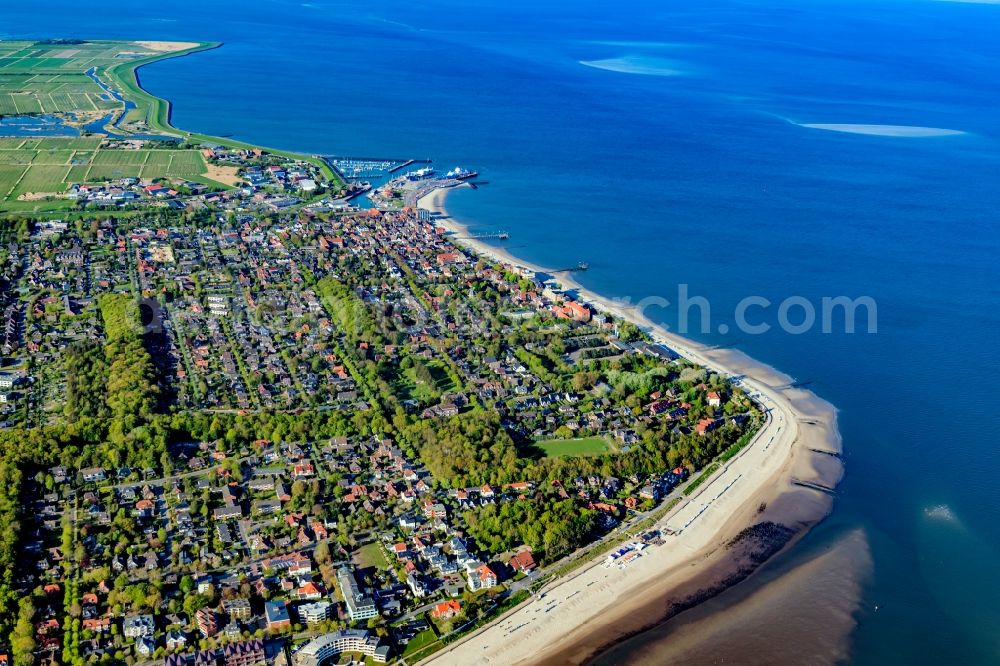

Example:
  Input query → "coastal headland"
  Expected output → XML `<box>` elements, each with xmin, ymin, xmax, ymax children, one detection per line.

<box><xmin>418</xmin><ymin>185</ymin><xmax>844</xmax><ymax>665</ymax></box>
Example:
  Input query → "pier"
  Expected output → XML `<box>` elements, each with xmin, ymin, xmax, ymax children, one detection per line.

<box><xmin>553</xmin><ymin>261</ymin><xmax>590</xmax><ymax>273</ymax></box>
<box><xmin>463</xmin><ymin>231</ymin><xmax>509</xmax><ymax>240</ymax></box>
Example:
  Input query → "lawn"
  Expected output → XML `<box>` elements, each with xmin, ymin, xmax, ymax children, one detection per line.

<box><xmin>353</xmin><ymin>542</ymin><xmax>389</xmax><ymax>571</ymax></box>
<box><xmin>534</xmin><ymin>435</ymin><xmax>611</xmax><ymax>458</ymax></box>
<box><xmin>401</xmin><ymin>628</ymin><xmax>440</xmax><ymax>659</ymax></box>
<box><xmin>683</xmin><ymin>462</ymin><xmax>720</xmax><ymax>496</ymax></box>
<box><xmin>395</xmin><ymin>359</ymin><xmax>456</xmax><ymax>403</ymax></box>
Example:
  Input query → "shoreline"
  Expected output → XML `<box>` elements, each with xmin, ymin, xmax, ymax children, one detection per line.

<box><xmin>417</xmin><ymin>185</ymin><xmax>844</xmax><ymax>665</ymax></box>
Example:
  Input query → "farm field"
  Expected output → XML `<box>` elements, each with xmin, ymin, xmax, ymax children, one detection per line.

<box><xmin>0</xmin><ymin>40</ymin><xmax>153</xmax><ymax>115</ymax></box>
<box><xmin>0</xmin><ymin>39</ymin><xmax>328</xmax><ymax>207</ymax></box>
<box><xmin>1</xmin><ymin>39</ymin><xmax>338</xmax><ymax>183</ymax></box>
<box><xmin>0</xmin><ymin>137</ymin><xmax>209</xmax><ymax>206</ymax></box>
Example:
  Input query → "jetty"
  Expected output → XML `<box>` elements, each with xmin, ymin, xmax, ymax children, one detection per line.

<box><xmin>388</xmin><ymin>158</ymin><xmax>432</xmax><ymax>173</ymax></box>
<box><xmin>790</xmin><ymin>478</ymin><xmax>838</xmax><ymax>495</ymax></box>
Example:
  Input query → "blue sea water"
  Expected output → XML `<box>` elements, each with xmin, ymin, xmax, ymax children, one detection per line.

<box><xmin>4</xmin><ymin>0</ymin><xmax>1000</xmax><ymax>662</ymax></box>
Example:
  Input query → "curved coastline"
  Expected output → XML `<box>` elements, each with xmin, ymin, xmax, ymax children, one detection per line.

<box><xmin>113</xmin><ymin>40</ymin><xmax>340</xmax><ymax>182</ymax></box>
<box><xmin>417</xmin><ymin>185</ymin><xmax>846</xmax><ymax>665</ymax></box>
<box><xmin>120</xmin><ymin>41</ymin><xmax>848</xmax><ymax>658</ymax></box>
<box><xmin>130</xmin><ymin>41</ymin><xmax>224</xmax><ymax>134</ymax></box>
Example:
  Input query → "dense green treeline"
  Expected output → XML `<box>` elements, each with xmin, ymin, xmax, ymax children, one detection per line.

<box><xmin>63</xmin><ymin>341</ymin><xmax>109</xmax><ymax>422</ymax></box>
<box><xmin>407</xmin><ymin>413</ymin><xmax>520</xmax><ymax>487</ymax></box>
<box><xmin>464</xmin><ymin>498</ymin><xmax>597</xmax><ymax>563</ymax></box>
<box><xmin>314</xmin><ymin>276</ymin><xmax>380</xmax><ymax>347</ymax></box>
<box><xmin>96</xmin><ymin>294</ymin><xmax>161</xmax><ymax>425</ymax></box>
<box><xmin>0</xmin><ymin>460</ymin><xmax>24</xmax><ymax>646</ymax></box>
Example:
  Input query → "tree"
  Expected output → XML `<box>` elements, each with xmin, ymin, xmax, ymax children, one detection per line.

<box><xmin>11</xmin><ymin>597</ymin><xmax>36</xmax><ymax>666</ymax></box>
<box><xmin>314</xmin><ymin>539</ymin><xmax>331</xmax><ymax>565</ymax></box>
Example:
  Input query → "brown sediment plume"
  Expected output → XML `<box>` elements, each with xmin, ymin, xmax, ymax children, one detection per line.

<box><xmin>590</xmin><ymin>528</ymin><xmax>873</xmax><ymax>666</ymax></box>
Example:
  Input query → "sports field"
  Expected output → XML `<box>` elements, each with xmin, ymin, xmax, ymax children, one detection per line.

<box><xmin>534</xmin><ymin>436</ymin><xmax>612</xmax><ymax>458</ymax></box>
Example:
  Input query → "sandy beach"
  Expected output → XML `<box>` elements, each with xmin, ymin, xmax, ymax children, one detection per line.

<box><xmin>134</xmin><ymin>40</ymin><xmax>202</xmax><ymax>53</ymax></box>
<box><xmin>416</xmin><ymin>185</ymin><xmax>844</xmax><ymax>665</ymax></box>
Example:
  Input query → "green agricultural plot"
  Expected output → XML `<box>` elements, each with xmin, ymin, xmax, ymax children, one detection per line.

<box><xmin>0</xmin><ymin>150</ymin><xmax>35</xmax><ymax>165</ymax></box>
<box><xmin>92</xmin><ymin>150</ymin><xmax>148</xmax><ymax>166</ymax></box>
<box><xmin>11</xmin><ymin>165</ymin><xmax>70</xmax><ymax>196</ymax></box>
<box><xmin>0</xmin><ymin>137</ymin><xmax>210</xmax><ymax>206</ymax></box>
<box><xmin>30</xmin><ymin>149</ymin><xmax>75</xmax><ymax>165</ymax></box>
<box><xmin>534</xmin><ymin>436</ymin><xmax>612</xmax><ymax>458</ymax></box>
<box><xmin>0</xmin><ymin>165</ymin><xmax>27</xmax><ymax>198</ymax></box>
<box><xmin>166</xmin><ymin>150</ymin><xmax>206</xmax><ymax>176</ymax></box>
<box><xmin>143</xmin><ymin>151</ymin><xmax>173</xmax><ymax>170</ymax></box>
<box><xmin>38</xmin><ymin>137</ymin><xmax>102</xmax><ymax>151</ymax></box>
<box><xmin>84</xmin><ymin>164</ymin><xmax>142</xmax><ymax>181</ymax></box>
<box><xmin>16</xmin><ymin>137</ymin><xmax>97</xmax><ymax>151</ymax></box>
<box><xmin>65</xmin><ymin>164</ymin><xmax>91</xmax><ymax>183</ymax></box>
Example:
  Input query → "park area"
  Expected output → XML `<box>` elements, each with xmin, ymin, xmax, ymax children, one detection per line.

<box><xmin>393</xmin><ymin>358</ymin><xmax>458</xmax><ymax>403</ymax></box>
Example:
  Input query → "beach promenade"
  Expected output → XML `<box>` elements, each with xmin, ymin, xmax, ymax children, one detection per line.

<box><xmin>416</xmin><ymin>186</ymin><xmax>843</xmax><ymax>665</ymax></box>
